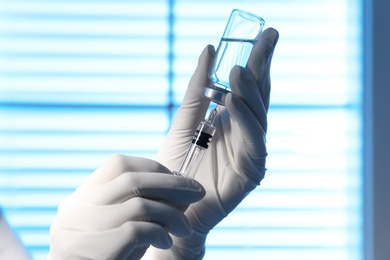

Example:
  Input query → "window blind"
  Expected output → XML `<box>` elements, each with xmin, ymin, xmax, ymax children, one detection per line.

<box><xmin>0</xmin><ymin>0</ymin><xmax>362</xmax><ymax>259</ymax></box>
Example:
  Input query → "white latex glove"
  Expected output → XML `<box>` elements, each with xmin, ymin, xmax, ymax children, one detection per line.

<box><xmin>143</xmin><ymin>28</ymin><xmax>279</xmax><ymax>259</ymax></box>
<box><xmin>0</xmin><ymin>208</ymin><xmax>31</xmax><ymax>259</ymax></box>
<box><xmin>48</xmin><ymin>154</ymin><xmax>205</xmax><ymax>260</ymax></box>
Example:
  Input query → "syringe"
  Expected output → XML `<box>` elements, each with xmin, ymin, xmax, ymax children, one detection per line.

<box><xmin>174</xmin><ymin>107</ymin><xmax>217</xmax><ymax>178</ymax></box>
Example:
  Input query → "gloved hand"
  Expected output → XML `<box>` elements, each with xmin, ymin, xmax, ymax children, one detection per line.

<box><xmin>48</xmin><ymin>154</ymin><xmax>205</xmax><ymax>260</ymax></box>
<box><xmin>143</xmin><ymin>28</ymin><xmax>279</xmax><ymax>259</ymax></box>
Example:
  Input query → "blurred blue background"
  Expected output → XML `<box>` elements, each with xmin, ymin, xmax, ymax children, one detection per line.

<box><xmin>0</xmin><ymin>0</ymin><xmax>363</xmax><ymax>259</ymax></box>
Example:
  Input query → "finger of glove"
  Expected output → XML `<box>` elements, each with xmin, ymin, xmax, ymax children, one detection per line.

<box><xmin>229</xmin><ymin>65</ymin><xmax>267</xmax><ymax>132</ymax></box>
<box><xmin>49</xmin><ymin>222</ymin><xmax>172</xmax><ymax>259</ymax></box>
<box><xmin>84</xmin><ymin>154</ymin><xmax>172</xmax><ymax>186</ymax></box>
<box><xmin>247</xmin><ymin>28</ymin><xmax>279</xmax><ymax>111</ymax></box>
<box><xmin>168</xmin><ymin>45</ymin><xmax>214</xmax><ymax>134</ymax></box>
<box><xmin>56</xmin><ymin>197</ymin><xmax>193</xmax><ymax>237</ymax></box>
<box><xmin>225</xmin><ymin>92</ymin><xmax>267</xmax><ymax>183</ymax></box>
<box><xmin>119</xmin><ymin>221</ymin><xmax>172</xmax><ymax>250</ymax></box>
<box><xmin>156</xmin><ymin>46</ymin><xmax>214</xmax><ymax>170</ymax></box>
<box><xmin>76</xmin><ymin>171</ymin><xmax>205</xmax><ymax>205</ymax></box>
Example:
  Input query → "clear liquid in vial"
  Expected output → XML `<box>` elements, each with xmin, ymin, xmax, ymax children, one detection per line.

<box><xmin>210</xmin><ymin>38</ymin><xmax>255</xmax><ymax>89</ymax></box>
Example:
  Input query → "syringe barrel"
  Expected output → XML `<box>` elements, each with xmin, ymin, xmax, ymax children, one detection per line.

<box><xmin>178</xmin><ymin>116</ymin><xmax>216</xmax><ymax>178</ymax></box>
<box><xmin>178</xmin><ymin>143</ymin><xmax>206</xmax><ymax>178</ymax></box>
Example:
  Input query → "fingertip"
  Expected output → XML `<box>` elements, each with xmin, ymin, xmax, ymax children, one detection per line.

<box><xmin>128</xmin><ymin>222</ymin><xmax>173</xmax><ymax>249</ymax></box>
<box><xmin>155</xmin><ymin>231</ymin><xmax>173</xmax><ymax>249</ymax></box>
<box><xmin>205</xmin><ymin>44</ymin><xmax>216</xmax><ymax>58</ymax></box>
<box><xmin>229</xmin><ymin>65</ymin><xmax>244</xmax><ymax>82</ymax></box>
<box><xmin>184</xmin><ymin>177</ymin><xmax>206</xmax><ymax>200</ymax></box>
<box><xmin>224</xmin><ymin>91</ymin><xmax>241</xmax><ymax>119</ymax></box>
<box><xmin>250</xmin><ymin>28</ymin><xmax>279</xmax><ymax>63</ymax></box>
<box><xmin>246</xmin><ymin>28</ymin><xmax>278</xmax><ymax>100</ymax></box>
<box><xmin>199</xmin><ymin>44</ymin><xmax>215</xmax><ymax>63</ymax></box>
<box><xmin>195</xmin><ymin>180</ymin><xmax>206</xmax><ymax>199</ymax></box>
<box><xmin>261</xmin><ymin>28</ymin><xmax>279</xmax><ymax>47</ymax></box>
<box><xmin>228</xmin><ymin>65</ymin><xmax>259</xmax><ymax>99</ymax></box>
<box><xmin>224</xmin><ymin>91</ymin><xmax>237</xmax><ymax>111</ymax></box>
<box><xmin>194</xmin><ymin>178</ymin><xmax>206</xmax><ymax>196</ymax></box>
<box><xmin>187</xmin><ymin>44</ymin><xmax>215</xmax><ymax>100</ymax></box>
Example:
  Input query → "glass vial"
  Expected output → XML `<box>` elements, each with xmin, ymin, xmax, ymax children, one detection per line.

<box><xmin>203</xmin><ymin>9</ymin><xmax>265</xmax><ymax>105</ymax></box>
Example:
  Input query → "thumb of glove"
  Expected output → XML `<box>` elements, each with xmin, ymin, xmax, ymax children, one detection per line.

<box><xmin>165</xmin><ymin>45</ymin><xmax>214</xmax><ymax>135</ymax></box>
<box><xmin>157</xmin><ymin>45</ymin><xmax>215</xmax><ymax>169</ymax></box>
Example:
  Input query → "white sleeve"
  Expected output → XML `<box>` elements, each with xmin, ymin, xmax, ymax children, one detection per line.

<box><xmin>0</xmin><ymin>208</ymin><xmax>31</xmax><ymax>260</ymax></box>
